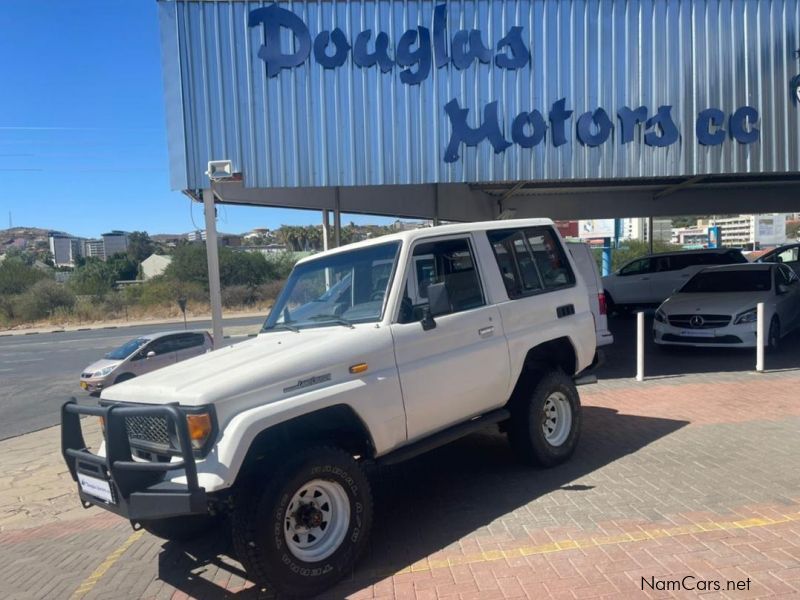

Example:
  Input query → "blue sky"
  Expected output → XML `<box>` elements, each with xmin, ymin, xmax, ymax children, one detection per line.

<box><xmin>0</xmin><ymin>1</ymin><xmax>391</xmax><ymax>238</ymax></box>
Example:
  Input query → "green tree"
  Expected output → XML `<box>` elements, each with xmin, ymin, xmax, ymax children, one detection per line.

<box><xmin>127</xmin><ymin>231</ymin><xmax>155</xmax><ymax>263</ymax></box>
<box><xmin>0</xmin><ymin>257</ymin><xmax>48</xmax><ymax>295</ymax></box>
<box><xmin>106</xmin><ymin>253</ymin><xmax>138</xmax><ymax>281</ymax></box>
<box><xmin>165</xmin><ymin>243</ymin><xmax>285</xmax><ymax>289</ymax></box>
<box><xmin>69</xmin><ymin>258</ymin><xmax>117</xmax><ymax>298</ymax></box>
<box><xmin>18</xmin><ymin>279</ymin><xmax>76</xmax><ymax>321</ymax></box>
<box><xmin>164</xmin><ymin>242</ymin><xmax>210</xmax><ymax>288</ymax></box>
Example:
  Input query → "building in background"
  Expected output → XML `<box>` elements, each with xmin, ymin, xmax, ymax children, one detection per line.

<box><xmin>187</xmin><ymin>230</ymin><xmax>242</xmax><ymax>246</ymax></box>
<box><xmin>702</xmin><ymin>214</ymin><xmax>788</xmax><ymax>249</ymax></box>
<box><xmin>48</xmin><ymin>233</ymin><xmax>82</xmax><ymax>267</ymax></box>
<box><xmin>140</xmin><ymin>254</ymin><xmax>172</xmax><ymax>280</ymax></box>
<box><xmin>187</xmin><ymin>230</ymin><xmax>206</xmax><ymax>242</ymax></box>
<box><xmin>578</xmin><ymin>218</ymin><xmax>672</xmax><ymax>243</ymax></box>
<box><xmin>554</xmin><ymin>220</ymin><xmax>579</xmax><ymax>239</ymax></box>
<box><xmin>82</xmin><ymin>239</ymin><xmax>105</xmax><ymax>261</ymax></box>
<box><xmin>102</xmin><ymin>231</ymin><xmax>129</xmax><ymax>258</ymax></box>
<box><xmin>671</xmin><ymin>227</ymin><xmax>709</xmax><ymax>247</ymax></box>
<box><xmin>243</xmin><ymin>228</ymin><xmax>271</xmax><ymax>241</ymax></box>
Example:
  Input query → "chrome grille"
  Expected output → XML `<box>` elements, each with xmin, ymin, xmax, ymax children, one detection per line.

<box><xmin>124</xmin><ymin>415</ymin><xmax>171</xmax><ymax>448</ymax></box>
<box><xmin>668</xmin><ymin>314</ymin><xmax>731</xmax><ymax>329</ymax></box>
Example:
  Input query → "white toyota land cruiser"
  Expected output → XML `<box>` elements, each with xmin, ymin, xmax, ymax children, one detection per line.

<box><xmin>62</xmin><ymin>218</ymin><xmax>598</xmax><ymax>597</ymax></box>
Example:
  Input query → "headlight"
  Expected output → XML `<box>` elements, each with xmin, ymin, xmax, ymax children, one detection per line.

<box><xmin>94</xmin><ymin>365</ymin><xmax>118</xmax><ymax>377</ymax></box>
<box><xmin>655</xmin><ymin>309</ymin><xmax>667</xmax><ymax>323</ymax></box>
<box><xmin>734</xmin><ymin>308</ymin><xmax>757</xmax><ymax>324</ymax></box>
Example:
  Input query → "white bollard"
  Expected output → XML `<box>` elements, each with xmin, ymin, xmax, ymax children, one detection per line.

<box><xmin>756</xmin><ymin>302</ymin><xmax>765</xmax><ymax>372</ymax></box>
<box><xmin>636</xmin><ymin>311</ymin><xmax>645</xmax><ymax>382</ymax></box>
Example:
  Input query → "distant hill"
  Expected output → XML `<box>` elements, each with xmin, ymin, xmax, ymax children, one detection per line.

<box><xmin>0</xmin><ymin>227</ymin><xmax>72</xmax><ymax>247</ymax></box>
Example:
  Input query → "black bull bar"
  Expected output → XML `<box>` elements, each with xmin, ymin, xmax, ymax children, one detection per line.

<box><xmin>61</xmin><ymin>399</ymin><xmax>207</xmax><ymax>521</ymax></box>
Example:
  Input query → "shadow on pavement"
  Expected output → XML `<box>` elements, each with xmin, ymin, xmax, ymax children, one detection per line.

<box><xmin>156</xmin><ymin>405</ymin><xmax>688</xmax><ymax>599</ymax></box>
<box><xmin>596</xmin><ymin>313</ymin><xmax>800</xmax><ymax>380</ymax></box>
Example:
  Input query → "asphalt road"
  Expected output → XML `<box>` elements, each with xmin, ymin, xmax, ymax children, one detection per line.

<box><xmin>0</xmin><ymin>315</ymin><xmax>264</xmax><ymax>441</ymax></box>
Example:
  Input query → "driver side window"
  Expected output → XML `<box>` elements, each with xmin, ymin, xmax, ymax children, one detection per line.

<box><xmin>398</xmin><ymin>238</ymin><xmax>485</xmax><ymax>323</ymax></box>
<box><xmin>620</xmin><ymin>258</ymin><xmax>652</xmax><ymax>276</ymax></box>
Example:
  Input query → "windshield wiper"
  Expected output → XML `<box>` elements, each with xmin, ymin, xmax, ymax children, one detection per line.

<box><xmin>268</xmin><ymin>323</ymin><xmax>300</xmax><ymax>333</ymax></box>
<box><xmin>307</xmin><ymin>314</ymin><xmax>355</xmax><ymax>329</ymax></box>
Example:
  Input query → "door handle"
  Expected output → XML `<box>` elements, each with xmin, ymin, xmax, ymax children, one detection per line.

<box><xmin>641</xmin><ymin>277</ymin><xmax>650</xmax><ymax>281</ymax></box>
<box><xmin>478</xmin><ymin>326</ymin><xmax>494</xmax><ymax>337</ymax></box>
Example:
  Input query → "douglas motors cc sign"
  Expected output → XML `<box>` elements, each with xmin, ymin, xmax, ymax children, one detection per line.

<box><xmin>249</xmin><ymin>3</ymin><xmax>761</xmax><ymax>164</ymax></box>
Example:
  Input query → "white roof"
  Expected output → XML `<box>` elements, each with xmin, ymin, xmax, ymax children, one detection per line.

<box><xmin>296</xmin><ymin>218</ymin><xmax>554</xmax><ymax>264</ymax></box>
<box><xmin>142</xmin><ymin>254</ymin><xmax>172</xmax><ymax>265</ymax></box>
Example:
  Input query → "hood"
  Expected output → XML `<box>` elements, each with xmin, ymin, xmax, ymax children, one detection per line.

<box><xmin>83</xmin><ymin>358</ymin><xmax>122</xmax><ymax>375</ymax></box>
<box><xmin>660</xmin><ymin>292</ymin><xmax>768</xmax><ymax>316</ymax></box>
<box><xmin>100</xmin><ymin>324</ymin><xmax>392</xmax><ymax>407</ymax></box>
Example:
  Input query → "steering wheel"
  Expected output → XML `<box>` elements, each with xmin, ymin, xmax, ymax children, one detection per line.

<box><xmin>370</xmin><ymin>290</ymin><xmax>385</xmax><ymax>301</ymax></box>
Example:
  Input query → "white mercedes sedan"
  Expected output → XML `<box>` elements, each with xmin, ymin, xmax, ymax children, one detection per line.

<box><xmin>653</xmin><ymin>263</ymin><xmax>800</xmax><ymax>350</ymax></box>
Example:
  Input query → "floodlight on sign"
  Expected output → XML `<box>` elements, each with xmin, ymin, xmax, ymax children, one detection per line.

<box><xmin>206</xmin><ymin>160</ymin><xmax>234</xmax><ymax>181</ymax></box>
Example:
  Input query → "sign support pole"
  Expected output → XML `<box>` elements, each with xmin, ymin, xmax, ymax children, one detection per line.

<box><xmin>322</xmin><ymin>209</ymin><xmax>330</xmax><ymax>251</ymax></box>
<box><xmin>203</xmin><ymin>188</ymin><xmax>224</xmax><ymax>349</ymax></box>
<box><xmin>601</xmin><ymin>238</ymin><xmax>611</xmax><ymax>277</ymax></box>
<box><xmin>334</xmin><ymin>187</ymin><xmax>341</xmax><ymax>247</ymax></box>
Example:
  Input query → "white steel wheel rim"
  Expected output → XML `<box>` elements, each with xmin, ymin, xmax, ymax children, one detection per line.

<box><xmin>283</xmin><ymin>478</ymin><xmax>351</xmax><ymax>562</ymax></box>
<box><xmin>542</xmin><ymin>391</ymin><xmax>572</xmax><ymax>447</ymax></box>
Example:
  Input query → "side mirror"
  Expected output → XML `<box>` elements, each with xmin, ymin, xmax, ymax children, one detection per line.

<box><xmin>421</xmin><ymin>306</ymin><xmax>436</xmax><ymax>331</ymax></box>
<box><xmin>146</xmin><ymin>350</ymin><xmax>156</xmax><ymax>358</ymax></box>
<box><xmin>777</xmin><ymin>284</ymin><xmax>790</xmax><ymax>295</ymax></box>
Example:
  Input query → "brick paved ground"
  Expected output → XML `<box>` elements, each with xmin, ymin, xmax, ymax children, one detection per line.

<box><xmin>2</xmin><ymin>363</ymin><xmax>800</xmax><ymax>599</ymax></box>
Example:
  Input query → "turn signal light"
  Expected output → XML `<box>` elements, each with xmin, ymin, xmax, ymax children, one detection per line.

<box><xmin>186</xmin><ymin>413</ymin><xmax>213</xmax><ymax>450</ymax></box>
<box><xmin>349</xmin><ymin>363</ymin><xmax>368</xmax><ymax>374</ymax></box>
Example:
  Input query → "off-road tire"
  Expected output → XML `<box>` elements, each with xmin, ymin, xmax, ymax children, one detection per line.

<box><xmin>231</xmin><ymin>446</ymin><xmax>373</xmax><ymax>598</ymax></box>
<box><xmin>139</xmin><ymin>513</ymin><xmax>223</xmax><ymax>542</ymax></box>
<box><xmin>508</xmin><ymin>369</ymin><xmax>581</xmax><ymax>467</ymax></box>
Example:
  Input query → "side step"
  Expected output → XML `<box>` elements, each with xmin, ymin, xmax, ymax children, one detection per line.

<box><xmin>377</xmin><ymin>408</ymin><xmax>510</xmax><ymax>467</ymax></box>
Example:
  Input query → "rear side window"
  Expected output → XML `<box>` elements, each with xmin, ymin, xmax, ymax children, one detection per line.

<box><xmin>487</xmin><ymin>227</ymin><xmax>575</xmax><ymax>298</ymax></box>
<box><xmin>173</xmin><ymin>333</ymin><xmax>206</xmax><ymax>351</ymax></box>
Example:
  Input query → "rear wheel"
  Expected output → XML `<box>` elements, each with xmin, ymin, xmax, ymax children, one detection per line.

<box><xmin>232</xmin><ymin>446</ymin><xmax>373</xmax><ymax>598</ymax></box>
<box><xmin>139</xmin><ymin>513</ymin><xmax>223</xmax><ymax>542</ymax></box>
<box><xmin>508</xmin><ymin>370</ymin><xmax>581</xmax><ymax>467</ymax></box>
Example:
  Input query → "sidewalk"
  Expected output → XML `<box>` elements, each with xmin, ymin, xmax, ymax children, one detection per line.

<box><xmin>2</xmin><ymin>370</ymin><xmax>799</xmax><ymax>599</ymax></box>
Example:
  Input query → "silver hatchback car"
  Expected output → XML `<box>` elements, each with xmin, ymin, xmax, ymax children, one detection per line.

<box><xmin>80</xmin><ymin>330</ymin><xmax>213</xmax><ymax>396</ymax></box>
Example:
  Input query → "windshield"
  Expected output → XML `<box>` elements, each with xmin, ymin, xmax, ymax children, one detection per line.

<box><xmin>680</xmin><ymin>270</ymin><xmax>772</xmax><ymax>293</ymax></box>
<box><xmin>105</xmin><ymin>337</ymin><xmax>148</xmax><ymax>360</ymax></box>
<box><xmin>262</xmin><ymin>242</ymin><xmax>401</xmax><ymax>331</ymax></box>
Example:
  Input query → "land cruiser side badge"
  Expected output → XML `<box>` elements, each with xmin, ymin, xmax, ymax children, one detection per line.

<box><xmin>283</xmin><ymin>373</ymin><xmax>331</xmax><ymax>393</ymax></box>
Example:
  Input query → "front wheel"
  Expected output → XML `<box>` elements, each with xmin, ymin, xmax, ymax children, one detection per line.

<box><xmin>508</xmin><ymin>370</ymin><xmax>581</xmax><ymax>467</ymax></box>
<box><xmin>767</xmin><ymin>316</ymin><xmax>782</xmax><ymax>353</ymax></box>
<box><xmin>232</xmin><ymin>446</ymin><xmax>373</xmax><ymax>598</ymax></box>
